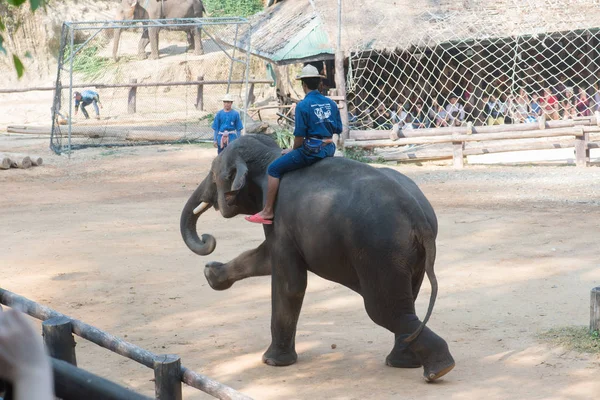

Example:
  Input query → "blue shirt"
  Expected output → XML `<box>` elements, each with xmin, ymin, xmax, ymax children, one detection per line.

<box><xmin>294</xmin><ymin>90</ymin><xmax>343</xmax><ymax>138</ymax></box>
<box><xmin>75</xmin><ymin>90</ymin><xmax>99</xmax><ymax>107</ymax></box>
<box><xmin>212</xmin><ymin>109</ymin><xmax>244</xmax><ymax>142</ymax></box>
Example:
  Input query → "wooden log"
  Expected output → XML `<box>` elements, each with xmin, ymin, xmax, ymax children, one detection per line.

<box><xmin>591</xmin><ymin>287</ymin><xmax>600</xmax><ymax>333</ymax></box>
<box><xmin>368</xmin><ymin>137</ymin><xmax>578</xmax><ymax>162</ymax></box>
<box><xmin>52</xmin><ymin>358</ymin><xmax>152</xmax><ymax>400</ymax></box>
<box><xmin>344</xmin><ymin>127</ymin><xmax>595</xmax><ymax>149</ymax></box>
<box><xmin>10</xmin><ymin>156</ymin><xmax>32</xmax><ymax>169</ymax></box>
<box><xmin>575</xmin><ymin>127</ymin><xmax>590</xmax><ymax>167</ymax></box>
<box><xmin>128</xmin><ymin>78</ymin><xmax>137</xmax><ymax>114</ymax></box>
<box><xmin>0</xmin><ymin>152</ymin><xmax>43</xmax><ymax>166</ymax></box>
<box><xmin>154</xmin><ymin>355</ymin><xmax>182</xmax><ymax>400</ymax></box>
<box><xmin>195</xmin><ymin>75</ymin><xmax>204</xmax><ymax>111</ymax></box>
<box><xmin>43</xmin><ymin>316</ymin><xmax>77</xmax><ymax>366</ymax></box>
<box><xmin>1</xmin><ymin>156</ymin><xmax>11</xmax><ymax>170</ymax></box>
<box><xmin>351</xmin><ymin>117</ymin><xmax>597</xmax><ymax>141</ymax></box>
<box><xmin>453</xmin><ymin>141</ymin><xmax>464</xmax><ymax>169</ymax></box>
<box><xmin>0</xmin><ymin>288</ymin><xmax>253</xmax><ymax>400</ymax></box>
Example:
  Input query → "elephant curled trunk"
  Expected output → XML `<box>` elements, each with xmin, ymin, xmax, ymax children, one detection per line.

<box><xmin>180</xmin><ymin>180</ymin><xmax>217</xmax><ymax>256</ymax></box>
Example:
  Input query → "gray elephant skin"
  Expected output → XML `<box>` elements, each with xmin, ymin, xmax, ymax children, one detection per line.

<box><xmin>112</xmin><ymin>0</ymin><xmax>205</xmax><ymax>60</ymax></box>
<box><xmin>180</xmin><ymin>135</ymin><xmax>455</xmax><ymax>382</ymax></box>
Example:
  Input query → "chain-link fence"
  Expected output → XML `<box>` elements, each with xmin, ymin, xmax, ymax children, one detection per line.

<box><xmin>344</xmin><ymin>1</ymin><xmax>600</xmax><ymax>132</ymax></box>
<box><xmin>50</xmin><ymin>17</ymin><xmax>262</xmax><ymax>154</ymax></box>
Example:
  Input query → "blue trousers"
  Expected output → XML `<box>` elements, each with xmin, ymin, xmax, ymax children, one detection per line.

<box><xmin>80</xmin><ymin>99</ymin><xmax>100</xmax><ymax>119</ymax></box>
<box><xmin>267</xmin><ymin>143</ymin><xmax>335</xmax><ymax>179</ymax></box>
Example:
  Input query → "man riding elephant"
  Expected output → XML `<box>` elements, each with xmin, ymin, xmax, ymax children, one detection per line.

<box><xmin>180</xmin><ymin>134</ymin><xmax>455</xmax><ymax>382</ymax></box>
<box><xmin>112</xmin><ymin>0</ymin><xmax>205</xmax><ymax>61</ymax></box>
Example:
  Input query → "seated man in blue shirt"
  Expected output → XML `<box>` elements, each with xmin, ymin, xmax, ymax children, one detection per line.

<box><xmin>245</xmin><ymin>65</ymin><xmax>343</xmax><ymax>225</ymax></box>
<box><xmin>74</xmin><ymin>90</ymin><xmax>102</xmax><ymax>120</ymax></box>
<box><xmin>212</xmin><ymin>93</ymin><xmax>244</xmax><ymax>154</ymax></box>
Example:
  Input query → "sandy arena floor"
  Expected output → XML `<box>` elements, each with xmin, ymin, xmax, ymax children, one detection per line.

<box><xmin>1</xmin><ymin>135</ymin><xmax>599</xmax><ymax>399</ymax></box>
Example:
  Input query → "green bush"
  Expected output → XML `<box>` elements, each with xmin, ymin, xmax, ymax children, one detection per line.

<box><xmin>203</xmin><ymin>0</ymin><xmax>263</xmax><ymax>17</ymax></box>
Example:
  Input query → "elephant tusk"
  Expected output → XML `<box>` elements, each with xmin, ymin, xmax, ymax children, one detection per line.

<box><xmin>193</xmin><ymin>202</ymin><xmax>210</xmax><ymax>215</ymax></box>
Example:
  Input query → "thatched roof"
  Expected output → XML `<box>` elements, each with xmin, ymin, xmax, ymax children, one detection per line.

<box><xmin>240</xmin><ymin>0</ymin><xmax>600</xmax><ymax>64</ymax></box>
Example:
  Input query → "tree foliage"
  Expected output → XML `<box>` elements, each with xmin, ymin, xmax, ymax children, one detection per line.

<box><xmin>203</xmin><ymin>0</ymin><xmax>263</xmax><ymax>17</ymax></box>
<box><xmin>0</xmin><ymin>0</ymin><xmax>43</xmax><ymax>78</ymax></box>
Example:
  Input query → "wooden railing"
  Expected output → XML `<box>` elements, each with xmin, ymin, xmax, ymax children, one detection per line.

<box><xmin>0</xmin><ymin>288</ymin><xmax>253</xmax><ymax>400</ymax></box>
<box><xmin>345</xmin><ymin>114</ymin><xmax>600</xmax><ymax>168</ymax></box>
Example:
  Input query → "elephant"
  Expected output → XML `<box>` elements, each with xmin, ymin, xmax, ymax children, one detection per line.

<box><xmin>180</xmin><ymin>135</ymin><xmax>455</xmax><ymax>382</ymax></box>
<box><xmin>112</xmin><ymin>0</ymin><xmax>205</xmax><ymax>61</ymax></box>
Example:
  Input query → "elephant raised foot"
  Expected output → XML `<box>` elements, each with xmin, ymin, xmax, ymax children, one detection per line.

<box><xmin>204</xmin><ymin>262</ymin><xmax>234</xmax><ymax>290</ymax></box>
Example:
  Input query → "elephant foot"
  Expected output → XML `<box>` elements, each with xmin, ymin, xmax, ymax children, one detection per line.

<box><xmin>150</xmin><ymin>53</ymin><xmax>159</xmax><ymax>60</ymax></box>
<box><xmin>194</xmin><ymin>49</ymin><xmax>204</xmax><ymax>56</ymax></box>
<box><xmin>407</xmin><ymin>327</ymin><xmax>455</xmax><ymax>382</ymax></box>
<box><xmin>204</xmin><ymin>262</ymin><xmax>233</xmax><ymax>290</ymax></box>
<box><xmin>138</xmin><ymin>52</ymin><xmax>147</xmax><ymax>60</ymax></box>
<box><xmin>385</xmin><ymin>346</ymin><xmax>422</xmax><ymax>368</ymax></box>
<box><xmin>262</xmin><ymin>345</ymin><xmax>297</xmax><ymax>367</ymax></box>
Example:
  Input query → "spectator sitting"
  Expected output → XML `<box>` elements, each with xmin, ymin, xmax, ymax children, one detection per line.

<box><xmin>445</xmin><ymin>95</ymin><xmax>465</xmax><ymax>126</ymax></box>
<box><xmin>372</xmin><ymin>103</ymin><xmax>393</xmax><ymax>130</ymax></box>
<box><xmin>561</xmin><ymin>99</ymin><xmax>577</xmax><ymax>120</ymax></box>
<box><xmin>348</xmin><ymin>103</ymin><xmax>359</xmax><ymax>128</ymax></box>
<box><xmin>498</xmin><ymin>94</ymin><xmax>511</xmax><ymax>124</ymax></box>
<box><xmin>391</xmin><ymin>101</ymin><xmax>410</xmax><ymax>128</ymax></box>
<box><xmin>411</xmin><ymin>101</ymin><xmax>430</xmax><ymax>129</ymax></box>
<box><xmin>575</xmin><ymin>87</ymin><xmax>590</xmax><ymax>116</ymax></box>
<box><xmin>541</xmin><ymin>87</ymin><xmax>559</xmax><ymax>120</ymax></box>
<box><xmin>592</xmin><ymin>82</ymin><xmax>600</xmax><ymax>112</ymax></box>
<box><xmin>430</xmin><ymin>102</ymin><xmax>449</xmax><ymax>127</ymax></box>
<box><xmin>485</xmin><ymin>94</ymin><xmax>505</xmax><ymax>125</ymax></box>
<box><xmin>530</xmin><ymin>92</ymin><xmax>542</xmax><ymax>117</ymax></box>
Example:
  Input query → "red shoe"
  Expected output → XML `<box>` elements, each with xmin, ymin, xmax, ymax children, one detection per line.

<box><xmin>245</xmin><ymin>213</ymin><xmax>273</xmax><ymax>225</ymax></box>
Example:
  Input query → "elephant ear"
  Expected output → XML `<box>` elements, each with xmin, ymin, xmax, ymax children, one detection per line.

<box><xmin>230</xmin><ymin>160</ymin><xmax>248</xmax><ymax>193</ymax></box>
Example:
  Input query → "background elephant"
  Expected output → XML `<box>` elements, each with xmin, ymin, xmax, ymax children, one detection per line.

<box><xmin>112</xmin><ymin>0</ymin><xmax>205</xmax><ymax>60</ymax></box>
<box><xmin>180</xmin><ymin>135</ymin><xmax>455</xmax><ymax>382</ymax></box>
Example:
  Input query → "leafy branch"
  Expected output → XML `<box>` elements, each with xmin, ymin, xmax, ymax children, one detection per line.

<box><xmin>0</xmin><ymin>0</ymin><xmax>44</xmax><ymax>78</ymax></box>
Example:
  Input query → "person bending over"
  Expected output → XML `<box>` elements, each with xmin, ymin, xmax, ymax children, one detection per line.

<box><xmin>245</xmin><ymin>65</ymin><xmax>342</xmax><ymax>225</ymax></box>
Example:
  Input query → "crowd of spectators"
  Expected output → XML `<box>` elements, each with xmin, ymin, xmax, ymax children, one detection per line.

<box><xmin>348</xmin><ymin>78</ymin><xmax>600</xmax><ymax>131</ymax></box>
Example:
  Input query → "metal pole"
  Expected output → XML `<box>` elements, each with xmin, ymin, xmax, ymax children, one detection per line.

<box><xmin>227</xmin><ymin>24</ymin><xmax>240</xmax><ymax>93</ymax></box>
<box><xmin>68</xmin><ymin>24</ymin><xmax>74</xmax><ymax>158</ymax></box>
<box><xmin>337</xmin><ymin>0</ymin><xmax>342</xmax><ymax>50</ymax></box>
<box><xmin>243</xmin><ymin>23</ymin><xmax>251</xmax><ymax>134</ymax></box>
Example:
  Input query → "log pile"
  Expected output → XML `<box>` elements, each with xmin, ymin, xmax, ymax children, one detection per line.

<box><xmin>0</xmin><ymin>153</ymin><xmax>43</xmax><ymax>170</ymax></box>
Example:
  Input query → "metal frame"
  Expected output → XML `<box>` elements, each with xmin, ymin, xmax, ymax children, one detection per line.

<box><xmin>51</xmin><ymin>17</ymin><xmax>252</xmax><ymax>155</ymax></box>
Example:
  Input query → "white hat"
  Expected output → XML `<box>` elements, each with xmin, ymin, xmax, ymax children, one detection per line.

<box><xmin>221</xmin><ymin>93</ymin><xmax>235</xmax><ymax>102</ymax></box>
<box><xmin>296</xmin><ymin>65</ymin><xmax>325</xmax><ymax>80</ymax></box>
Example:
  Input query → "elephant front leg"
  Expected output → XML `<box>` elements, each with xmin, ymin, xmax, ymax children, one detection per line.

<box><xmin>149</xmin><ymin>26</ymin><xmax>160</xmax><ymax>60</ymax></box>
<box><xmin>138</xmin><ymin>26</ymin><xmax>150</xmax><ymax>59</ymax></box>
<box><xmin>204</xmin><ymin>241</ymin><xmax>271</xmax><ymax>290</ymax></box>
<box><xmin>262</xmin><ymin>251</ymin><xmax>307</xmax><ymax>367</ymax></box>
<box><xmin>193</xmin><ymin>26</ymin><xmax>203</xmax><ymax>56</ymax></box>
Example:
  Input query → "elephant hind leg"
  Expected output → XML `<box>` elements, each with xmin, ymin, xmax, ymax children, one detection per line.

<box><xmin>386</xmin><ymin>333</ymin><xmax>422</xmax><ymax>368</ymax></box>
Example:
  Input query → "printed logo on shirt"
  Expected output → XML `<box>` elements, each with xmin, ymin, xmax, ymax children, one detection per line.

<box><xmin>312</xmin><ymin>103</ymin><xmax>332</xmax><ymax>120</ymax></box>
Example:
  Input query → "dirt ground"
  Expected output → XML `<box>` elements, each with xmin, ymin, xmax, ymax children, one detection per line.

<box><xmin>1</xmin><ymin>134</ymin><xmax>600</xmax><ymax>400</ymax></box>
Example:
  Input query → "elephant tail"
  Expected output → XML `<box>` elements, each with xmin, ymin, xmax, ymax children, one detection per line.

<box><xmin>403</xmin><ymin>229</ymin><xmax>437</xmax><ymax>344</ymax></box>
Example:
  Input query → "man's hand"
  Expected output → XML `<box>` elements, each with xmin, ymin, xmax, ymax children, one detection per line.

<box><xmin>281</xmin><ymin>148</ymin><xmax>292</xmax><ymax>155</ymax></box>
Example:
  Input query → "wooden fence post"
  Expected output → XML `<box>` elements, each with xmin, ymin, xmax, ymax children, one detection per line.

<box><xmin>452</xmin><ymin>140</ymin><xmax>464</xmax><ymax>169</ymax></box>
<box><xmin>43</xmin><ymin>316</ymin><xmax>77</xmax><ymax>366</ymax></box>
<box><xmin>574</xmin><ymin>126</ymin><xmax>589</xmax><ymax>167</ymax></box>
<box><xmin>128</xmin><ymin>78</ymin><xmax>137</xmax><ymax>114</ymax></box>
<box><xmin>245</xmin><ymin>77</ymin><xmax>255</xmax><ymax>111</ymax></box>
<box><xmin>196</xmin><ymin>75</ymin><xmax>204</xmax><ymax>111</ymax></box>
<box><xmin>591</xmin><ymin>287</ymin><xmax>600</xmax><ymax>333</ymax></box>
<box><xmin>154</xmin><ymin>354</ymin><xmax>182</xmax><ymax>400</ymax></box>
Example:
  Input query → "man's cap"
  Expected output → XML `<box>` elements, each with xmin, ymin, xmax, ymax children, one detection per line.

<box><xmin>221</xmin><ymin>93</ymin><xmax>235</xmax><ymax>102</ymax></box>
<box><xmin>296</xmin><ymin>65</ymin><xmax>325</xmax><ymax>80</ymax></box>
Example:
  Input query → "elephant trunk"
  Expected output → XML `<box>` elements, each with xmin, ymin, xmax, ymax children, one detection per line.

<box><xmin>180</xmin><ymin>179</ymin><xmax>217</xmax><ymax>256</ymax></box>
